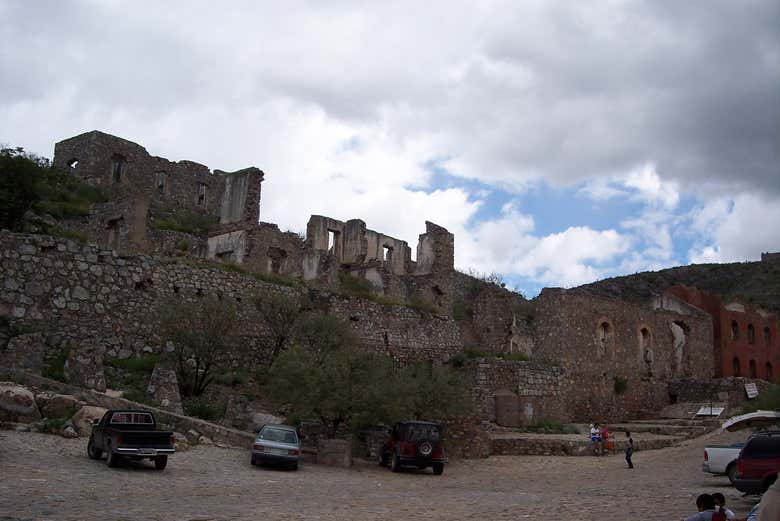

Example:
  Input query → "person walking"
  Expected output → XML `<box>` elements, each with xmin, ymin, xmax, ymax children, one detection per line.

<box><xmin>625</xmin><ymin>431</ymin><xmax>634</xmax><ymax>468</ymax></box>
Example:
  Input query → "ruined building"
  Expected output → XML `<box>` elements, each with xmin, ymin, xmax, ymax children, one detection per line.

<box><xmin>0</xmin><ymin>130</ymin><xmax>774</xmax><ymax>428</ymax></box>
<box><xmin>52</xmin><ymin>131</ymin><xmax>455</xmax><ymax>314</ymax></box>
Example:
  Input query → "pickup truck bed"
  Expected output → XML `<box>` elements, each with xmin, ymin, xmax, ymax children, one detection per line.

<box><xmin>703</xmin><ymin>443</ymin><xmax>744</xmax><ymax>484</ymax></box>
<box><xmin>88</xmin><ymin>410</ymin><xmax>175</xmax><ymax>470</ymax></box>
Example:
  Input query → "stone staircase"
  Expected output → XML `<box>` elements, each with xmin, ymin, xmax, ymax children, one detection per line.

<box><xmin>488</xmin><ymin>403</ymin><xmax>725</xmax><ymax>457</ymax></box>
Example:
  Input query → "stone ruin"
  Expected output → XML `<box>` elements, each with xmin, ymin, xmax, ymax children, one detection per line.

<box><xmin>52</xmin><ymin>130</ymin><xmax>455</xmax><ymax>314</ymax></box>
<box><xmin>0</xmin><ymin>130</ymin><xmax>773</xmax><ymax>428</ymax></box>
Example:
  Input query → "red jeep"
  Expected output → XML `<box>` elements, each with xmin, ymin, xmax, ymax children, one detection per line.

<box><xmin>378</xmin><ymin>420</ymin><xmax>446</xmax><ymax>475</ymax></box>
<box><xmin>733</xmin><ymin>431</ymin><xmax>780</xmax><ymax>494</ymax></box>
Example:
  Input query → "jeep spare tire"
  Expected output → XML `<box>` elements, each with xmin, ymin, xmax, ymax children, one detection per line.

<box><xmin>418</xmin><ymin>441</ymin><xmax>433</xmax><ymax>457</ymax></box>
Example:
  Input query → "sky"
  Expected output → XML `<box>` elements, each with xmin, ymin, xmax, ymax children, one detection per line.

<box><xmin>1</xmin><ymin>0</ymin><xmax>778</xmax><ymax>296</ymax></box>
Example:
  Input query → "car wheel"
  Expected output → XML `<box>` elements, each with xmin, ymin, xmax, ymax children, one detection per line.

<box><xmin>290</xmin><ymin>462</ymin><xmax>299</xmax><ymax>471</ymax></box>
<box><xmin>432</xmin><ymin>463</ymin><xmax>444</xmax><ymax>476</ymax></box>
<box><xmin>106</xmin><ymin>446</ymin><xmax>120</xmax><ymax>468</ymax></box>
<box><xmin>391</xmin><ymin>453</ymin><xmax>401</xmax><ymax>473</ymax></box>
<box><xmin>154</xmin><ymin>455</ymin><xmax>168</xmax><ymax>470</ymax></box>
<box><xmin>250</xmin><ymin>454</ymin><xmax>257</xmax><ymax>466</ymax></box>
<box><xmin>87</xmin><ymin>438</ymin><xmax>103</xmax><ymax>460</ymax></box>
<box><xmin>726</xmin><ymin>463</ymin><xmax>737</xmax><ymax>485</ymax></box>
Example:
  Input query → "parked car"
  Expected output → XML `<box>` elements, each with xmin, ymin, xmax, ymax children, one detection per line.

<box><xmin>378</xmin><ymin>420</ymin><xmax>446</xmax><ymax>475</ymax></box>
<box><xmin>251</xmin><ymin>424</ymin><xmax>300</xmax><ymax>470</ymax></box>
<box><xmin>703</xmin><ymin>442</ymin><xmax>745</xmax><ymax>484</ymax></box>
<box><xmin>87</xmin><ymin>410</ymin><xmax>175</xmax><ymax>470</ymax></box>
<box><xmin>733</xmin><ymin>431</ymin><xmax>780</xmax><ymax>494</ymax></box>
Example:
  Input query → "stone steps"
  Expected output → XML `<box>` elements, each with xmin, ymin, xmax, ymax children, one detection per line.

<box><xmin>490</xmin><ymin>431</ymin><xmax>683</xmax><ymax>457</ymax></box>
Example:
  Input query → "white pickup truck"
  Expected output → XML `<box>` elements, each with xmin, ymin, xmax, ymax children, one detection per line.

<box><xmin>702</xmin><ymin>442</ymin><xmax>744</xmax><ymax>484</ymax></box>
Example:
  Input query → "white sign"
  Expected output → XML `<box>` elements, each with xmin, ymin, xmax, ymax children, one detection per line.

<box><xmin>745</xmin><ymin>383</ymin><xmax>759</xmax><ymax>399</ymax></box>
<box><xmin>696</xmin><ymin>406</ymin><xmax>725</xmax><ymax>417</ymax></box>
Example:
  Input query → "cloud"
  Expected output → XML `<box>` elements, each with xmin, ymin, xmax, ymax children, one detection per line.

<box><xmin>0</xmin><ymin>0</ymin><xmax>777</xmax><ymax>293</ymax></box>
<box><xmin>688</xmin><ymin>193</ymin><xmax>780</xmax><ymax>263</ymax></box>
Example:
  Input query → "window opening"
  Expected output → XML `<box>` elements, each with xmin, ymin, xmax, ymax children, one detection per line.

<box><xmin>68</xmin><ymin>159</ymin><xmax>79</xmax><ymax>170</ymax></box>
<box><xmin>732</xmin><ymin>357</ymin><xmax>741</xmax><ymax>377</ymax></box>
<box><xmin>749</xmin><ymin>359</ymin><xmax>757</xmax><ymax>379</ymax></box>
<box><xmin>748</xmin><ymin>324</ymin><xmax>756</xmax><ymax>344</ymax></box>
<box><xmin>597</xmin><ymin>321</ymin><xmax>611</xmax><ymax>357</ymax></box>
<box><xmin>766</xmin><ymin>362</ymin><xmax>773</xmax><ymax>382</ymax></box>
<box><xmin>327</xmin><ymin>229</ymin><xmax>340</xmax><ymax>257</ymax></box>
<box><xmin>111</xmin><ymin>155</ymin><xmax>125</xmax><ymax>184</ymax></box>
<box><xmin>764</xmin><ymin>327</ymin><xmax>772</xmax><ymax>347</ymax></box>
<box><xmin>383</xmin><ymin>245</ymin><xmax>392</xmax><ymax>262</ymax></box>
<box><xmin>196</xmin><ymin>183</ymin><xmax>207</xmax><ymax>206</ymax></box>
<box><xmin>106</xmin><ymin>218</ymin><xmax>122</xmax><ymax>251</ymax></box>
<box><xmin>156</xmin><ymin>171</ymin><xmax>167</xmax><ymax>194</ymax></box>
<box><xmin>730</xmin><ymin>321</ymin><xmax>739</xmax><ymax>341</ymax></box>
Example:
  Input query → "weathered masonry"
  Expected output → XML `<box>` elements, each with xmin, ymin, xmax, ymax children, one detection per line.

<box><xmin>52</xmin><ymin>131</ymin><xmax>457</xmax><ymax>314</ymax></box>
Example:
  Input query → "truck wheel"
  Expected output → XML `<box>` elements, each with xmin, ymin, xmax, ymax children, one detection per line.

<box><xmin>726</xmin><ymin>463</ymin><xmax>737</xmax><ymax>485</ymax></box>
<box><xmin>106</xmin><ymin>447</ymin><xmax>121</xmax><ymax>468</ymax></box>
<box><xmin>87</xmin><ymin>438</ymin><xmax>103</xmax><ymax>460</ymax></box>
<box><xmin>432</xmin><ymin>463</ymin><xmax>444</xmax><ymax>476</ymax></box>
<box><xmin>154</xmin><ymin>456</ymin><xmax>168</xmax><ymax>470</ymax></box>
<box><xmin>390</xmin><ymin>454</ymin><xmax>401</xmax><ymax>473</ymax></box>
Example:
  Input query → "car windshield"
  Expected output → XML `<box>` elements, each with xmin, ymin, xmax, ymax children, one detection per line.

<box><xmin>260</xmin><ymin>428</ymin><xmax>298</xmax><ymax>444</ymax></box>
<box><xmin>404</xmin><ymin>424</ymin><xmax>440</xmax><ymax>442</ymax></box>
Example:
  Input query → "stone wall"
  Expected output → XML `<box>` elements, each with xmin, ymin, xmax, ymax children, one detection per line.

<box><xmin>534</xmin><ymin>288</ymin><xmax>714</xmax><ymax>422</ymax></box>
<box><xmin>469</xmin><ymin>360</ymin><xmax>568</xmax><ymax>424</ymax></box>
<box><xmin>453</xmin><ymin>272</ymin><xmax>533</xmax><ymax>355</ymax></box>
<box><xmin>0</xmin><ymin>231</ymin><xmax>465</xmax><ymax>370</ymax></box>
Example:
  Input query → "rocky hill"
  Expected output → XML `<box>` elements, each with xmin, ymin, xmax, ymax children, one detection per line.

<box><xmin>572</xmin><ymin>257</ymin><xmax>780</xmax><ymax>316</ymax></box>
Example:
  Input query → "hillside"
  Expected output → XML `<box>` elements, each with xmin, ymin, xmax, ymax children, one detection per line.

<box><xmin>572</xmin><ymin>257</ymin><xmax>780</xmax><ymax>316</ymax></box>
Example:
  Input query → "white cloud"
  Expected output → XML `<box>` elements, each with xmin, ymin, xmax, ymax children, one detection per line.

<box><xmin>623</xmin><ymin>163</ymin><xmax>680</xmax><ymax>209</ymax></box>
<box><xmin>688</xmin><ymin>193</ymin><xmax>780</xmax><ymax>263</ymax></box>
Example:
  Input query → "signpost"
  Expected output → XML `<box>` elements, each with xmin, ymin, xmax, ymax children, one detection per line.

<box><xmin>745</xmin><ymin>383</ymin><xmax>759</xmax><ymax>399</ymax></box>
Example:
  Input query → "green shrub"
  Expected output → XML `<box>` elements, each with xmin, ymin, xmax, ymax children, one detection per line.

<box><xmin>338</xmin><ymin>272</ymin><xmax>375</xmax><ymax>299</ymax></box>
<box><xmin>497</xmin><ymin>352</ymin><xmax>530</xmax><ymax>362</ymax></box>
<box><xmin>41</xmin><ymin>416</ymin><xmax>70</xmax><ymax>434</ymax></box>
<box><xmin>44</xmin><ymin>226</ymin><xmax>87</xmax><ymax>242</ymax></box>
<box><xmin>452</xmin><ymin>300</ymin><xmax>473</xmax><ymax>321</ymax></box>
<box><xmin>613</xmin><ymin>376</ymin><xmax>628</xmax><ymax>395</ymax></box>
<box><xmin>36</xmin><ymin>200</ymin><xmax>90</xmax><ymax>218</ymax></box>
<box><xmin>742</xmin><ymin>384</ymin><xmax>780</xmax><ymax>413</ymax></box>
<box><xmin>108</xmin><ymin>354</ymin><xmax>159</xmax><ymax>373</ymax></box>
<box><xmin>464</xmin><ymin>347</ymin><xmax>488</xmax><ymax>359</ymax></box>
<box><xmin>408</xmin><ymin>296</ymin><xmax>438</xmax><ymax>316</ymax></box>
<box><xmin>175</xmin><ymin>239</ymin><xmax>191</xmax><ymax>251</ymax></box>
<box><xmin>121</xmin><ymin>388</ymin><xmax>148</xmax><ymax>404</ymax></box>
<box><xmin>448</xmin><ymin>352</ymin><xmax>467</xmax><ymax>368</ymax></box>
<box><xmin>184</xmin><ymin>399</ymin><xmax>221</xmax><ymax>421</ymax></box>
<box><xmin>215</xmin><ymin>370</ymin><xmax>249</xmax><ymax>387</ymax></box>
<box><xmin>42</xmin><ymin>349</ymin><xmax>69</xmax><ymax>382</ymax></box>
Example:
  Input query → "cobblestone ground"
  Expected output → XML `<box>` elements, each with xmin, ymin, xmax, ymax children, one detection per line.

<box><xmin>0</xmin><ymin>429</ymin><xmax>759</xmax><ymax>521</ymax></box>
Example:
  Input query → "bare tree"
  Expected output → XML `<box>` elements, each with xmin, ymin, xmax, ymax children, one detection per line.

<box><xmin>161</xmin><ymin>295</ymin><xmax>237</xmax><ymax>397</ymax></box>
<box><xmin>254</xmin><ymin>292</ymin><xmax>304</xmax><ymax>363</ymax></box>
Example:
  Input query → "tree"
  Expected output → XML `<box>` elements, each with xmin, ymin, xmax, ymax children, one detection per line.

<box><xmin>254</xmin><ymin>292</ymin><xmax>304</xmax><ymax>363</ymax></box>
<box><xmin>264</xmin><ymin>312</ymin><xmax>474</xmax><ymax>436</ymax></box>
<box><xmin>160</xmin><ymin>295</ymin><xmax>238</xmax><ymax>397</ymax></box>
<box><xmin>0</xmin><ymin>147</ymin><xmax>45</xmax><ymax>231</ymax></box>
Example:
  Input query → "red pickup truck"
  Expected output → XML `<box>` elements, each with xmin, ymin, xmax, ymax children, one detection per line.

<box><xmin>733</xmin><ymin>430</ymin><xmax>780</xmax><ymax>494</ymax></box>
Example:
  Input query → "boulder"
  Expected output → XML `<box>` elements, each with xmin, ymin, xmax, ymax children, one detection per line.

<box><xmin>71</xmin><ymin>405</ymin><xmax>107</xmax><ymax>436</ymax></box>
<box><xmin>0</xmin><ymin>382</ymin><xmax>41</xmax><ymax>422</ymax></box>
<box><xmin>186</xmin><ymin>429</ymin><xmax>201</xmax><ymax>443</ymax></box>
<box><xmin>36</xmin><ymin>393</ymin><xmax>79</xmax><ymax>418</ymax></box>
<box><xmin>62</xmin><ymin>426</ymin><xmax>79</xmax><ymax>438</ymax></box>
<box><xmin>64</xmin><ymin>339</ymin><xmax>106</xmax><ymax>392</ymax></box>
<box><xmin>2</xmin><ymin>333</ymin><xmax>45</xmax><ymax>373</ymax></box>
<box><xmin>146</xmin><ymin>364</ymin><xmax>183</xmax><ymax>414</ymax></box>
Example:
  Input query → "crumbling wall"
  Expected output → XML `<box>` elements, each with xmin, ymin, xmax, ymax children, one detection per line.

<box><xmin>0</xmin><ymin>231</ymin><xmax>463</xmax><ymax>373</ymax></box>
<box><xmin>453</xmin><ymin>272</ymin><xmax>533</xmax><ymax>355</ymax></box>
<box><xmin>52</xmin><ymin>131</ymin><xmax>264</xmax><ymax>254</ymax></box>
<box><xmin>470</xmin><ymin>360</ymin><xmax>568</xmax><ymax>424</ymax></box>
<box><xmin>534</xmin><ymin>288</ymin><xmax>713</xmax><ymax>421</ymax></box>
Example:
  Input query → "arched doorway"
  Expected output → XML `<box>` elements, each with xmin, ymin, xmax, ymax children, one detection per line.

<box><xmin>749</xmin><ymin>359</ymin><xmax>757</xmax><ymax>379</ymax></box>
<box><xmin>732</xmin><ymin>357</ymin><xmax>741</xmax><ymax>377</ymax></box>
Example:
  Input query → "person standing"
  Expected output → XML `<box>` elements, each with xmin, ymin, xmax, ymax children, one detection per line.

<box><xmin>590</xmin><ymin>422</ymin><xmax>602</xmax><ymax>455</ymax></box>
<box><xmin>625</xmin><ymin>431</ymin><xmax>634</xmax><ymax>468</ymax></box>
